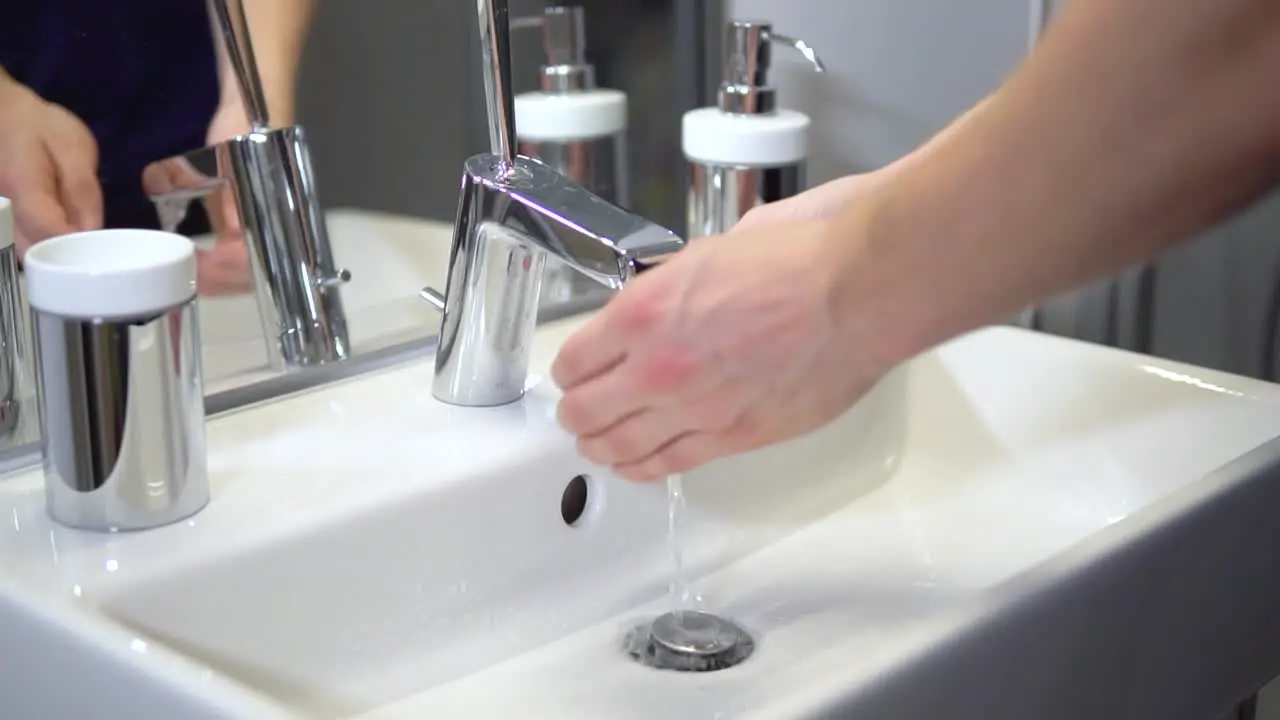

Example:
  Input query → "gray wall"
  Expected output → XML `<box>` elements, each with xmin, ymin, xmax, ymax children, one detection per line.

<box><xmin>294</xmin><ymin>1</ymin><xmax>478</xmax><ymax>222</ymax></box>
<box><xmin>292</xmin><ymin>0</ymin><xmax>715</xmax><ymax>232</ymax></box>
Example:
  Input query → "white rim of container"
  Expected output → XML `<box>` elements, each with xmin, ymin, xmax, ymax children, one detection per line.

<box><xmin>24</xmin><ymin>229</ymin><xmax>197</xmax><ymax>320</ymax></box>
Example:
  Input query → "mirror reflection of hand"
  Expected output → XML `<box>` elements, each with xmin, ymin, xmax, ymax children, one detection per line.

<box><xmin>0</xmin><ymin>78</ymin><xmax>103</xmax><ymax>259</ymax></box>
<box><xmin>197</xmin><ymin>99</ymin><xmax>254</xmax><ymax>296</ymax></box>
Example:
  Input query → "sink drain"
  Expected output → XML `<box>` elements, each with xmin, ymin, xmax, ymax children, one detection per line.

<box><xmin>623</xmin><ymin>610</ymin><xmax>755</xmax><ymax>672</ymax></box>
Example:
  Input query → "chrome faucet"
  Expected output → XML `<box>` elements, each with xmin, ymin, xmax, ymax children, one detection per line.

<box><xmin>143</xmin><ymin>0</ymin><xmax>351</xmax><ymax>369</ymax></box>
<box><xmin>418</xmin><ymin>0</ymin><xmax>683</xmax><ymax>408</ymax></box>
<box><xmin>0</xmin><ymin>204</ymin><xmax>29</xmax><ymax>441</ymax></box>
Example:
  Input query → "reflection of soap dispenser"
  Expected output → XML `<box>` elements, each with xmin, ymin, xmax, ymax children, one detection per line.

<box><xmin>683</xmin><ymin>20</ymin><xmax>826</xmax><ymax>239</ymax></box>
<box><xmin>512</xmin><ymin>5</ymin><xmax>628</xmax><ymax>206</ymax></box>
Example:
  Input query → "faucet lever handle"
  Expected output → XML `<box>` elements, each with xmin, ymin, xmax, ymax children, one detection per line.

<box><xmin>477</xmin><ymin>0</ymin><xmax>518</xmax><ymax>168</ymax></box>
<box><xmin>418</xmin><ymin>286</ymin><xmax>446</xmax><ymax>313</ymax></box>
<box><xmin>209</xmin><ymin>0</ymin><xmax>271</xmax><ymax>131</ymax></box>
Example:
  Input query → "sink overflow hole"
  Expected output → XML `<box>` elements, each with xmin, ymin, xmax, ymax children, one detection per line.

<box><xmin>561</xmin><ymin>475</ymin><xmax>590</xmax><ymax>527</ymax></box>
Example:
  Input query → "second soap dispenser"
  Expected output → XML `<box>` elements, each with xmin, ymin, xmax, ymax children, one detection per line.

<box><xmin>683</xmin><ymin>20</ymin><xmax>826</xmax><ymax>240</ymax></box>
<box><xmin>512</xmin><ymin>5</ymin><xmax>628</xmax><ymax>205</ymax></box>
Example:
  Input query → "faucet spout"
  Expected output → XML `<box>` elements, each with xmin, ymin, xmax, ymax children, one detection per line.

<box><xmin>429</xmin><ymin>153</ymin><xmax>683</xmax><ymax>407</ymax></box>
<box><xmin>461</xmin><ymin>154</ymin><xmax>680</xmax><ymax>286</ymax></box>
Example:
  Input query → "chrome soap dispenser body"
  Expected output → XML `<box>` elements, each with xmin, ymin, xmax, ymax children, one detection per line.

<box><xmin>683</xmin><ymin>20</ymin><xmax>826</xmax><ymax>240</ymax></box>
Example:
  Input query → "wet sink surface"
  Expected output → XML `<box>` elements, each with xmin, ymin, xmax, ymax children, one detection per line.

<box><xmin>2</xmin><ymin>318</ymin><xmax>1280</xmax><ymax>719</ymax></box>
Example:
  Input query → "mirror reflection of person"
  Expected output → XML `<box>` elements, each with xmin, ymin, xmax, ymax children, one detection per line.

<box><xmin>553</xmin><ymin>0</ymin><xmax>1280</xmax><ymax>482</ymax></box>
<box><xmin>0</xmin><ymin>0</ymin><xmax>315</xmax><ymax>294</ymax></box>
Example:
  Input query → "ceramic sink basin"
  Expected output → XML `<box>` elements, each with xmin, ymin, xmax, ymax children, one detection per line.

<box><xmin>3</xmin><ymin>316</ymin><xmax>1280</xmax><ymax>719</ymax></box>
<box><xmin>196</xmin><ymin>208</ymin><xmax>455</xmax><ymax>389</ymax></box>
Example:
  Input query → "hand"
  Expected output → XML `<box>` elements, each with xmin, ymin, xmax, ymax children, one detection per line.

<box><xmin>551</xmin><ymin>214</ymin><xmax>891</xmax><ymax>482</ymax></box>
<box><xmin>196</xmin><ymin>99</ymin><xmax>255</xmax><ymax>295</ymax></box>
<box><xmin>733</xmin><ymin>171</ymin><xmax>889</xmax><ymax>231</ymax></box>
<box><xmin>0</xmin><ymin>77</ymin><xmax>103</xmax><ymax>258</ymax></box>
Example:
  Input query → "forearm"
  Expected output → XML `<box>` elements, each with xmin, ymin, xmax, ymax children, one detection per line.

<box><xmin>843</xmin><ymin>0</ymin><xmax>1280</xmax><ymax>368</ymax></box>
<box><xmin>888</xmin><ymin>95</ymin><xmax>996</xmax><ymax>175</ymax></box>
<box><xmin>211</xmin><ymin>0</ymin><xmax>316</xmax><ymax>124</ymax></box>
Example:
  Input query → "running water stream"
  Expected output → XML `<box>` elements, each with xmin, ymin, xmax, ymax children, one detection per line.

<box><xmin>666</xmin><ymin>473</ymin><xmax>702</xmax><ymax>617</ymax></box>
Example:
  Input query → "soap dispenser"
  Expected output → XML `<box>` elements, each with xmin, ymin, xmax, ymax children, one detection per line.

<box><xmin>511</xmin><ymin>5</ymin><xmax>628</xmax><ymax>205</ymax></box>
<box><xmin>683</xmin><ymin>20</ymin><xmax>826</xmax><ymax>239</ymax></box>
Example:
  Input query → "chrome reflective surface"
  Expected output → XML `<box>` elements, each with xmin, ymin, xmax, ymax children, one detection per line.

<box><xmin>511</xmin><ymin>5</ymin><xmax>596</xmax><ymax>93</ymax></box>
<box><xmin>520</xmin><ymin>133</ymin><xmax>630</xmax><ymax>305</ymax></box>
<box><xmin>145</xmin><ymin>0</ymin><xmax>350</xmax><ymax>370</ymax></box>
<box><xmin>518</xmin><ymin>134</ymin><xmax>627</xmax><ymax>207</ymax></box>
<box><xmin>511</xmin><ymin>5</ymin><xmax>631</xmax><ymax>306</ymax></box>
<box><xmin>209</xmin><ymin>0</ymin><xmax>271</xmax><ymax>130</ymax></box>
<box><xmin>144</xmin><ymin>125</ymin><xmax>352</xmax><ymax>370</ymax></box>
<box><xmin>0</xmin><ymin>245</ymin><xmax>28</xmax><ymax>441</ymax></box>
<box><xmin>431</xmin><ymin>154</ymin><xmax>681</xmax><ymax>407</ymax></box>
<box><xmin>426</xmin><ymin>0</ymin><xmax>683</xmax><ymax>407</ymax></box>
<box><xmin>716</xmin><ymin>20</ymin><xmax>826</xmax><ymax>115</ymax></box>
<box><xmin>687</xmin><ymin>163</ymin><xmax>803</xmax><ymax>239</ymax></box>
<box><xmin>35</xmin><ymin>301</ymin><xmax>209</xmax><ymax>532</ymax></box>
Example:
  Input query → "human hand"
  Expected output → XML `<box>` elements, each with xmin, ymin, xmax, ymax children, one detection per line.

<box><xmin>551</xmin><ymin>215</ymin><xmax>892</xmax><ymax>482</ymax></box>
<box><xmin>733</xmin><ymin>171</ymin><xmax>888</xmax><ymax>232</ymax></box>
<box><xmin>196</xmin><ymin>99</ymin><xmax>255</xmax><ymax>295</ymax></box>
<box><xmin>0</xmin><ymin>76</ymin><xmax>103</xmax><ymax>258</ymax></box>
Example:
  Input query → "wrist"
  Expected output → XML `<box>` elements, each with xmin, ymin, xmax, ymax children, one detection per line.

<box><xmin>217</xmin><ymin>83</ymin><xmax>295</xmax><ymax>128</ymax></box>
<box><xmin>821</xmin><ymin>180</ymin><xmax>961</xmax><ymax>376</ymax></box>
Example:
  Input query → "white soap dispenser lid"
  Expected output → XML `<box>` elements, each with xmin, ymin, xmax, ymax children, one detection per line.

<box><xmin>683</xmin><ymin>107</ymin><xmax>810</xmax><ymax>166</ymax></box>
<box><xmin>516</xmin><ymin>89</ymin><xmax>627</xmax><ymax>142</ymax></box>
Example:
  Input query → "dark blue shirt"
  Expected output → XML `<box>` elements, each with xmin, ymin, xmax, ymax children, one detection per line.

<box><xmin>0</xmin><ymin>1</ymin><xmax>219</xmax><ymax>231</ymax></box>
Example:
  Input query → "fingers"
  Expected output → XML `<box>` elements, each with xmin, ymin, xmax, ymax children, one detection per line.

<box><xmin>611</xmin><ymin>420</ymin><xmax>764</xmax><ymax>483</ymax></box>
<box><xmin>47</xmin><ymin>113</ymin><xmax>102</xmax><ymax>231</ymax></box>
<box><xmin>550</xmin><ymin>299</ymin><xmax>634</xmax><ymax>391</ymax></box>
<box><xmin>575</xmin><ymin>378</ymin><xmax>755</xmax><ymax>467</ymax></box>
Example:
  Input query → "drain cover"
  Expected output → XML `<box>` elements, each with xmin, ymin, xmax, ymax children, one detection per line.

<box><xmin>624</xmin><ymin>610</ymin><xmax>755</xmax><ymax>672</ymax></box>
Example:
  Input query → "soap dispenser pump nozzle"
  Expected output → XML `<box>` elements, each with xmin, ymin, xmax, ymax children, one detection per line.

<box><xmin>512</xmin><ymin>5</ymin><xmax>596</xmax><ymax>92</ymax></box>
<box><xmin>719</xmin><ymin>20</ymin><xmax>826</xmax><ymax>115</ymax></box>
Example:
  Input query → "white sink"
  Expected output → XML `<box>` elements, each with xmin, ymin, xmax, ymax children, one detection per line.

<box><xmin>3</xmin><ymin>315</ymin><xmax>1280</xmax><ymax>719</ymax></box>
<box><xmin>196</xmin><ymin>208</ymin><xmax>455</xmax><ymax>390</ymax></box>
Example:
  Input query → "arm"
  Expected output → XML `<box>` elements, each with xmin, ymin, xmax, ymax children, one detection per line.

<box><xmin>210</xmin><ymin>0</ymin><xmax>316</xmax><ymax>125</ymax></box>
<box><xmin>841</xmin><ymin>0</ymin><xmax>1280</xmax><ymax>370</ymax></box>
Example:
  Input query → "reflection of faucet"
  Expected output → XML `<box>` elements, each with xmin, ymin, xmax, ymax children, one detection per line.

<box><xmin>144</xmin><ymin>0</ymin><xmax>350</xmax><ymax>369</ymax></box>
<box><xmin>0</xmin><ymin>211</ymin><xmax>26</xmax><ymax>438</ymax></box>
<box><xmin>418</xmin><ymin>0</ymin><xmax>683</xmax><ymax>408</ymax></box>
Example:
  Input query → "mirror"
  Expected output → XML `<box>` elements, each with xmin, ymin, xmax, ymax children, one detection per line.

<box><xmin>0</xmin><ymin>0</ymin><xmax>718</xmax><ymax>473</ymax></box>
